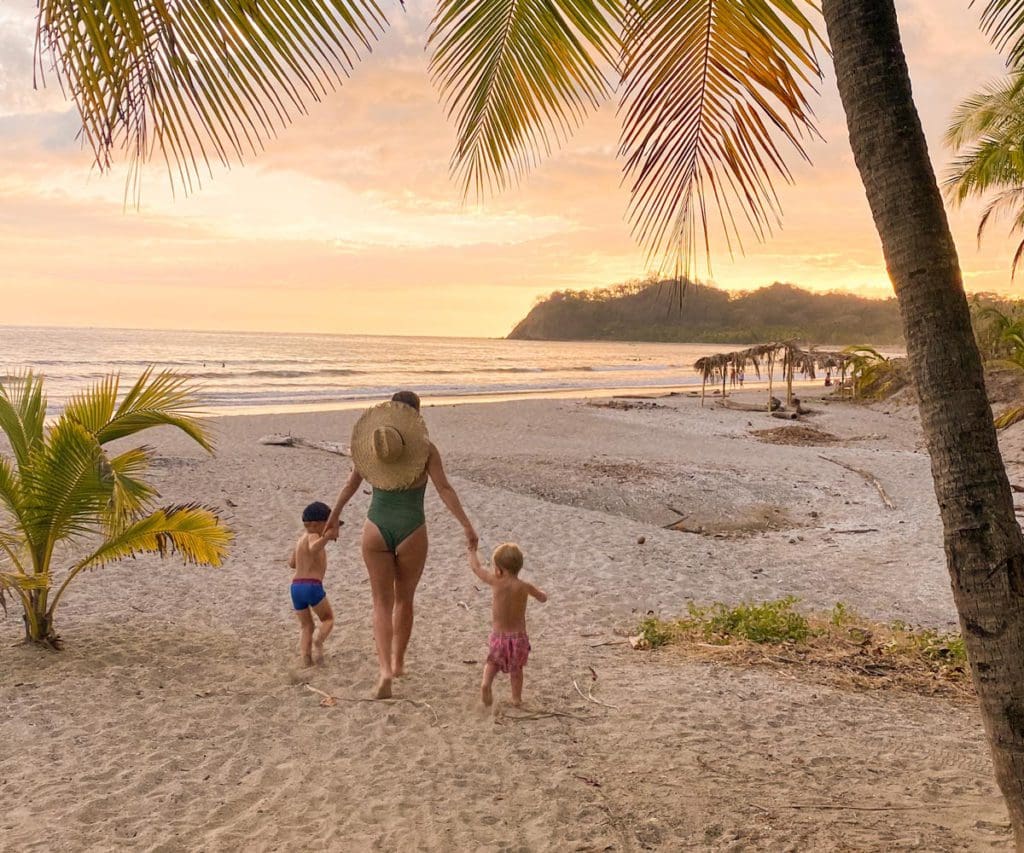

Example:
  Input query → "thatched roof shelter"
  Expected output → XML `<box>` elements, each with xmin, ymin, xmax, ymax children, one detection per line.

<box><xmin>694</xmin><ymin>343</ymin><xmax>852</xmax><ymax>409</ymax></box>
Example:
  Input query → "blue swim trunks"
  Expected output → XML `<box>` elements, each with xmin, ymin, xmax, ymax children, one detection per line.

<box><xmin>290</xmin><ymin>578</ymin><xmax>326</xmax><ymax>610</ymax></box>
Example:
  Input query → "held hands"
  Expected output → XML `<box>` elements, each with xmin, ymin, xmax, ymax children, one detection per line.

<box><xmin>325</xmin><ymin>519</ymin><xmax>342</xmax><ymax>542</ymax></box>
<box><xmin>464</xmin><ymin>525</ymin><xmax>479</xmax><ymax>550</ymax></box>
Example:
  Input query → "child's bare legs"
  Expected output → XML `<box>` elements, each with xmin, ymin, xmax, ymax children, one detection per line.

<box><xmin>311</xmin><ymin>598</ymin><xmax>334</xmax><ymax>664</ymax></box>
<box><xmin>296</xmin><ymin>609</ymin><xmax>315</xmax><ymax>667</ymax></box>
<box><xmin>510</xmin><ymin>669</ymin><xmax>524</xmax><ymax>706</ymax></box>
<box><xmin>481</xmin><ymin>661</ymin><xmax>499</xmax><ymax>706</ymax></box>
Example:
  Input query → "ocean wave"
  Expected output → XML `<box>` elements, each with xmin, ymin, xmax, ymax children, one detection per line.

<box><xmin>187</xmin><ymin>367</ymin><xmax>364</xmax><ymax>380</ymax></box>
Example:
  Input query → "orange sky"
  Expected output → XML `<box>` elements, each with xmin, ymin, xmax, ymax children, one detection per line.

<box><xmin>0</xmin><ymin>0</ymin><xmax>1016</xmax><ymax>337</ymax></box>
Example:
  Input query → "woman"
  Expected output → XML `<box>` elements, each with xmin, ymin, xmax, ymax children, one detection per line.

<box><xmin>327</xmin><ymin>390</ymin><xmax>477</xmax><ymax>699</ymax></box>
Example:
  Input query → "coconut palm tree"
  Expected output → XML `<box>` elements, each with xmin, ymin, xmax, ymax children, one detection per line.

<box><xmin>946</xmin><ymin>71</ymin><xmax>1024</xmax><ymax>275</ymax></box>
<box><xmin>0</xmin><ymin>369</ymin><xmax>232</xmax><ymax>647</ymax></box>
<box><xmin>28</xmin><ymin>0</ymin><xmax>1024</xmax><ymax>843</ymax></box>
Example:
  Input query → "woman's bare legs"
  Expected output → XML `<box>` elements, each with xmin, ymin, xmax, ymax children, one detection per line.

<box><xmin>392</xmin><ymin>525</ymin><xmax>427</xmax><ymax>676</ymax></box>
<box><xmin>362</xmin><ymin>521</ymin><xmax>397</xmax><ymax>698</ymax></box>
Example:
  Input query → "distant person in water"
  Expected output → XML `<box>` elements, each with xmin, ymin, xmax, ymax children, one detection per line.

<box><xmin>468</xmin><ymin>543</ymin><xmax>547</xmax><ymax>707</ymax></box>
<box><xmin>289</xmin><ymin>501</ymin><xmax>338</xmax><ymax>667</ymax></box>
<box><xmin>326</xmin><ymin>391</ymin><xmax>478</xmax><ymax>699</ymax></box>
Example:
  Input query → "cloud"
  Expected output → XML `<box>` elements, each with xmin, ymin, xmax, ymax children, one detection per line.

<box><xmin>0</xmin><ymin>0</ymin><xmax>1020</xmax><ymax>336</ymax></box>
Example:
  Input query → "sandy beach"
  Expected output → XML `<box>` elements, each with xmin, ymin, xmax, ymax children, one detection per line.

<box><xmin>2</xmin><ymin>389</ymin><xmax>1016</xmax><ymax>851</ymax></box>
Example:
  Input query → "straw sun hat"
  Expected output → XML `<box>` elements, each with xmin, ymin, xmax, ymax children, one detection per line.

<box><xmin>350</xmin><ymin>401</ymin><xmax>431</xmax><ymax>490</ymax></box>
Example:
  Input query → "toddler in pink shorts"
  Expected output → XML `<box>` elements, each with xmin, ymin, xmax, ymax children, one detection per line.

<box><xmin>468</xmin><ymin>542</ymin><xmax>548</xmax><ymax>706</ymax></box>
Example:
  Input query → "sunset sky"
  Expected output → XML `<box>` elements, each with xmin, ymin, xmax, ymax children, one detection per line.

<box><xmin>0</xmin><ymin>0</ymin><xmax>1016</xmax><ymax>337</ymax></box>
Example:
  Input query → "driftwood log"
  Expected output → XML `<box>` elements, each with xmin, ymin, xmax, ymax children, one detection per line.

<box><xmin>259</xmin><ymin>434</ymin><xmax>349</xmax><ymax>456</ymax></box>
<box><xmin>771</xmin><ymin>411</ymin><xmax>800</xmax><ymax>421</ymax></box>
<box><xmin>720</xmin><ymin>397</ymin><xmax>783</xmax><ymax>413</ymax></box>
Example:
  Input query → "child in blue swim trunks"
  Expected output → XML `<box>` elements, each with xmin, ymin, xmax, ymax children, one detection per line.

<box><xmin>289</xmin><ymin>501</ymin><xmax>338</xmax><ymax>667</ymax></box>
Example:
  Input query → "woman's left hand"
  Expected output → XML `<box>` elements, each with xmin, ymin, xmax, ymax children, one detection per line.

<box><xmin>464</xmin><ymin>525</ymin><xmax>479</xmax><ymax>550</ymax></box>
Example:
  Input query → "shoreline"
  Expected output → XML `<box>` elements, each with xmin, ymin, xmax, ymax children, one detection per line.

<box><xmin>207</xmin><ymin>377</ymin><xmax>826</xmax><ymax>418</ymax></box>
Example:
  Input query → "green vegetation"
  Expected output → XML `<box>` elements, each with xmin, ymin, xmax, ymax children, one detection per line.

<box><xmin>640</xmin><ymin>597</ymin><xmax>811</xmax><ymax>647</ymax></box>
<box><xmin>969</xmin><ymin>298</ymin><xmax>1024</xmax><ymax>428</ymax></box>
<box><xmin>508</xmin><ymin>280</ymin><xmax>905</xmax><ymax>345</ymax></box>
<box><xmin>947</xmin><ymin>72</ymin><xmax>1024</xmax><ymax>278</ymax></box>
<box><xmin>0</xmin><ymin>370</ymin><xmax>233</xmax><ymax>647</ymax></box>
<box><xmin>844</xmin><ymin>346</ymin><xmax>910</xmax><ymax>400</ymax></box>
<box><xmin>636</xmin><ymin>599</ymin><xmax>969</xmax><ymax>696</ymax></box>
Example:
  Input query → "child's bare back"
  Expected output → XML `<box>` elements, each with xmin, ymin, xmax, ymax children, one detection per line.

<box><xmin>469</xmin><ymin>543</ymin><xmax>547</xmax><ymax>707</ymax></box>
<box><xmin>291</xmin><ymin>531</ymin><xmax>329</xmax><ymax>581</ymax></box>
<box><xmin>489</xmin><ymin>573</ymin><xmax>539</xmax><ymax>634</ymax></box>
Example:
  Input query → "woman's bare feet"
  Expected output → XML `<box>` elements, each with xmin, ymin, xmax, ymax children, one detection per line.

<box><xmin>373</xmin><ymin>676</ymin><xmax>393</xmax><ymax>699</ymax></box>
<box><xmin>392</xmin><ymin>659</ymin><xmax>407</xmax><ymax>678</ymax></box>
<box><xmin>301</xmin><ymin>653</ymin><xmax>314</xmax><ymax>668</ymax></box>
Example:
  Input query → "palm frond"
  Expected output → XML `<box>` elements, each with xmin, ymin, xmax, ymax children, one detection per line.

<box><xmin>977</xmin><ymin>0</ymin><xmax>1024</xmax><ymax>67</ymax></box>
<box><xmin>0</xmin><ymin>570</ymin><xmax>48</xmax><ymax>617</ymax></box>
<box><xmin>20</xmin><ymin>419</ymin><xmax>110</xmax><ymax>560</ymax></box>
<box><xmin>0</xmin><ymin>456</ymin><xmax>29</xmax><ymax>538</ymax></box>
<box><xmin>0</xmin><ymin>372</ymin><xmax>47</xmax><ymax>471</ymax></box>
<box><xmin>945</xmin><ymin>72</ymin><xmax>1024</xmax><ymax>150</ymax></box>
<box><xmin>76</xmin><ymin>504</ymin><xmax>232</xmax><ymax>570</ymax></box>
<box><xmin>0</xmin><ymin>527</ymin><xmax>29</xmax><ymax>574</ymax></box>
<box><xmin>71</xmin><ymin>368</ymin><xmax>214</xmax><ymax>452</ymax></box>
<box><xmin>36</xmin><ymin>0</ymin><xmax>389</xmax><ymax>197</ymax></box>
<box><xmin>996</xmin><ymin>404</ymin><xmax>1024</xmax><ymax>429</ymax></box>
<box><xmin>618</xmin><ymin>0</ymin><xmax>823</xmax><ymax>266</ymax></box>
<box><xmin>946</xmin><ymin>139</ymin><xmax>1024</xmax><ymax>205</ymax></box>
<box><xmin>428</xmin><ymin>0</ymin><xmax>619</xmax><ymax>197</ymax></box>
<box><xmin>104</xmin><ymin>446</ymin><xmax>159</xmax><ymax>524</ymax></box>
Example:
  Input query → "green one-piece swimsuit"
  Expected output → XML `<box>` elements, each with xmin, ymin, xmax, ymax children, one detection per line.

<box><xmin>368</xmin><ymin>482</ymin><xmax>427</xmax><ymax>553</ymax></box>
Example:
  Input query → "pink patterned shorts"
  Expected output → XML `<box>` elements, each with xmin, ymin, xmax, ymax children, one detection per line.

<box><xmin>487</xmin><ymin>631</ymin><xmax>531</xmax><ymax>674</ymax></box>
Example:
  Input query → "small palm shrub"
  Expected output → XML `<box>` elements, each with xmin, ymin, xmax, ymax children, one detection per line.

<box><xmin>844</xmin><ymin>346</ymin><xmax>909</xmax><ymax>400</ymax></box>
<box><xmin>0</xmin><ymin>370</ymin><xmax>232</xmax><ymax>647</ymax></box>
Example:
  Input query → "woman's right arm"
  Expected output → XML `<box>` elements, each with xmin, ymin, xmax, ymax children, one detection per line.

<box><xmin>327</xmin><ymin>467</ymin><xmax>364</xmax><ymax>530</ymax></box>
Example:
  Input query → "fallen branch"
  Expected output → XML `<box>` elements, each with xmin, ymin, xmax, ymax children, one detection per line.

<box><xmin>573</xmin><ymin>678</ymin><xmax>619</xmax><ymax>710</ymax></box>
<box><xmin>501</xmin><ymin>709</ymin><xmax>586</xmax><ymax>722</ymax></box>
<box><xmin>830</xmin><ymin>528</ymin><xmax>880</xmax><ymax>535</ymax></box>
<box><xmin>819</xmin><ymin>455</ymin><xmax>895</xmax><ymax>510</ymax></box>
<box><xmin>767</xmin><ymin>802</ymin><xmax>923</xmax><ymax>812</ymax></box>
<box><xmin>260</xmin><ymin>435</ymin><xmax>349</xmax><ymax>456</ymax></box>
<box><xmin>587</xmin><ymin>639</ymin><xmax>630</xmax><ymax>648</ymax></box>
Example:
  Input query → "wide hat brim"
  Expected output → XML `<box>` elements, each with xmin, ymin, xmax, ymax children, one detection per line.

<box><xmin>350</xmin><ymin>401</ymin><xmax>431</xmax><ymax>490</ymax></box>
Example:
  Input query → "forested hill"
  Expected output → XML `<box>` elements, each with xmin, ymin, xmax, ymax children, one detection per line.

<box><xmin>507</xmin><ymin>280</ymin><xmax>905</xmax><ymax>345</ymax></box>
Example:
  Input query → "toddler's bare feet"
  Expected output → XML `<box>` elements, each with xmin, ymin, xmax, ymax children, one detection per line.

<box><xmin>481</xmin><ymin>683</ymin><xmax>493</xmax><ymax>707</ymax></box>
<box><xmin>313</xmin><ymin>635</ymin><xmax>325</xmax><ymax>665</ymax></box>
<box><xmin>373</xmin><ymin>676</ymin><xmax>393</xmax><ymax>699</ymax></box>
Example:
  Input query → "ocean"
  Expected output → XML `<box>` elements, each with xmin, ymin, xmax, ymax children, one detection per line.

<box><xmin>0</xmin><ymin>326</ymin><xmax>744</xmax><ymax>416</ymax></box>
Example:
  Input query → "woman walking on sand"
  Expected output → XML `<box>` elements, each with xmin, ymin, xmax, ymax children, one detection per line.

<box><xmin>326</xmin><ymin>391</ymin><xmax>477</xmax><ymax>699</ymax></box>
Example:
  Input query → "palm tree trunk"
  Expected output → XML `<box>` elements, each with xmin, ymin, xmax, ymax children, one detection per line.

<box><xmin>822</xmin><ymin>0</ymin><xmax>1024</xmax><ymax>842</ymax></box>
<box><xmin>23</xmin><ymin>590</ymin><xmax>53</xmax><ymax>645</ymax></box>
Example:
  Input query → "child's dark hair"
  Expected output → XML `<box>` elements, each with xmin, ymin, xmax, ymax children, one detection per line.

<box><xmin>392</xmin><ymin>390</ymin><xmax>421</xmax><ymax>412</ymax></box>
<box><xmin>302</xmin><ymin>501</ymin><xmax>331</xmax><ymax>523</ymax></box>
<box><xmin>492</xmin><ymin>543</ymin><xmax>524</xmax><ymax>576</ymax></box>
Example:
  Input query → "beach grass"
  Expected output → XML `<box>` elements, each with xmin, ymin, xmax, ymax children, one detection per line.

<box><xmin>637</xmin><ymin>598</ymin><xmax>969</xmax><ymax>700</ymax></box>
